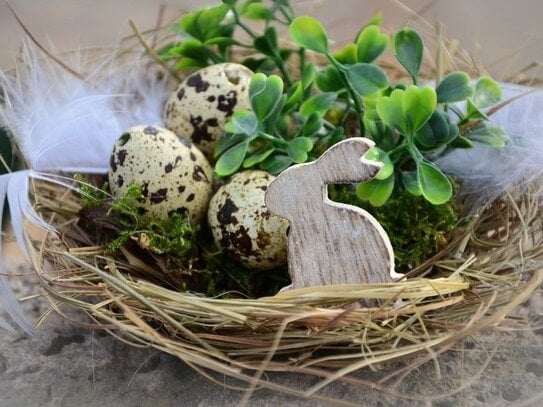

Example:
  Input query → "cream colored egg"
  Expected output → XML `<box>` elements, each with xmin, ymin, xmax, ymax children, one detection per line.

<box><xmin>208</xmin><ymin>171</ymin><xmax>288</xmax><ymax>270</ymax></box>
<box><xmin>108</xmin><ymin>125</ymin><xmax>213</xmax><ymax>224</ymax></box>
<box><xmin>162</xmin><ymin>63</ymin><xmax>253</xmax><ymax>158</ymax></box>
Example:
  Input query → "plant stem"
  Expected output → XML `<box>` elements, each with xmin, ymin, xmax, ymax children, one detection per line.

<box><xmin>258</xmin><ymin>132</ymin><xmax>288</xmax><ymax>147</ymax></box>
<box><xmin>406</xmin><ymin>136</ymin><xmax>424</xmax><ymax>162</ymax></box>
<box><xmin>388</xmin><ymin>142</ymin><xmax>409</xmax><ymax>161</ymax></box>
<box><xmin>326</xmin><ymin>54</ymin><xmax>365</xmax><ymax>136</ymax></box>
<box><xmin>231</xmin><ymin>6</ymin><xmax>293</xmax><ymax>86</ymax></box>
<box><xmin>231</xmin><ymin>7</ymin><xmax>258</xmax><ymax>39</ymax></box>
<box><xmin>270</xmin><ymin>50</ymin><xmax>294</xmax><ymax>87</ymax></box>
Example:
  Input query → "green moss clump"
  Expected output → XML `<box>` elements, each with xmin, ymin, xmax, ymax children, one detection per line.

<box><xmin>75</xmin><ymin>175</ymin><xmax>197</xmax><ymax>258</ymax></box>
<box><xmin>74</xmin><ymin>173</ymin><xmax>109</xmax><ymax>208</ymax></box>
<box><xmin>368</xmin><ymin>194</ymin><xmax>458</xmax><ymax>270</ymax></box>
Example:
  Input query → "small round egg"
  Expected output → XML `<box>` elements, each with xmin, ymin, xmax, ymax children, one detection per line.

<box><xmin>162</xmin><ymin>63</ymin><xmax>253</xmax><ymax>158</ymax></box>
<box><xmin>208</xmin><ymin>171</ymin><xmax>288</xmax><ymax>270</ymax></box>
<box><xmin>108</xmin><ymin>125</ymin><xmax>213</xmax><ymax>224</ymax></box>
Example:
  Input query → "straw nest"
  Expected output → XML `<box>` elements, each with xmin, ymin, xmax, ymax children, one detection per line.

<box><xmin>24</xmin><ymin>173</ymin><xmax>543</xmax><ymax>401</ymax></box>
<box><xmin>9</xmin><ymin>12</ymin><xmax>543</xmax><ymax>404</ymax></box>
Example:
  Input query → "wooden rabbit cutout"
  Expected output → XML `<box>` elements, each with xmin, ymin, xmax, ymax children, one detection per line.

<box><xmin>265</xmin><ymin>137</ymin><xmax>401</xmax><ymax>289</ymax></box>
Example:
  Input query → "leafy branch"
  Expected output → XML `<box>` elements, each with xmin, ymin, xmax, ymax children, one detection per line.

<box><xmin>164</xmin><ymin>1</ymin><xmax>506</xmax><ymax>207</ymax></box>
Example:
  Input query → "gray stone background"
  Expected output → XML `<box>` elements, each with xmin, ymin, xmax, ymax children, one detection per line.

<box><xmin>1</xmin><ymin>1</ymin><xmax>543</xmax><ymax>405</ymax></box>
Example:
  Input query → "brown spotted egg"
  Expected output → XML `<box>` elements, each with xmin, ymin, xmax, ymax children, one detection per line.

<box><xmin>208</xmin><ymin>171</ymin><xmax>288</xmax><ymax>270</ymax></box>
<box><xmin>162</xmin><ymin>63</ymin><xmax>253</xmax><ymax>158</ymax></box>
<box><xmin>108</xmin><ymin>125</ymin><xmax>212</xmax><ymax>224</ymax></box>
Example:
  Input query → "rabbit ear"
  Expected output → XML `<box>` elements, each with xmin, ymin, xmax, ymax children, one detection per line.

<box><xmin>316</xmin><ymin>137</ymin><xmax>381</xmax><ymax>184</ymax></box>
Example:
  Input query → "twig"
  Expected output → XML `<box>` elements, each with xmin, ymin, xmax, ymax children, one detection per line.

<box><xmin>151</xmin><ymin>5</ymin><xmax>167</xmax><ymax>49</ymax></box>
<box><xmin>460</xmin><ymin>89</ymin><xmax>538</xmax><ymax>135</ymax></box>
<box><xmin>6</xmin><ymin>1</ymin><xmax>84</xmax><ymax>80</ymax></box>
<box><xmin>128</xmin><ymin>19</ymin><xmax>182</xmax><ymax>82</ymax></box>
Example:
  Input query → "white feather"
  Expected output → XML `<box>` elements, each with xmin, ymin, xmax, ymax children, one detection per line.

<box><xmin>437</xmin><ymin>83</ymin><xmax>543</xmax><ymax>202</ymax></box>
<box><xmin>0</xmin><ymin>40</ymin><xmax>173</xmax><ymax>333</ymax></box>
<box><xmin>0</xmin><ymin>39</ymin><xmax>171</xmax><ymax>172</ymax></box>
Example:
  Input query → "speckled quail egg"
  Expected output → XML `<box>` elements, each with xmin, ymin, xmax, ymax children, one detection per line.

<box><xmin>162</xmin><ymin>63</ymin><xmax>253</xmax><ymax>158</ymax></box>
<box><xmin>108</xmin><ymin>125</ymin><xmax>213</xmax><ymax>224</ymax></box>
<box><xmin>208</xmin><ymin>170</ymin><xmax>289</xmax><ymax>270</ymax></box>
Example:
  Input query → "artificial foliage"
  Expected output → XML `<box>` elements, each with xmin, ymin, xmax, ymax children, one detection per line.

<box><xmin>160</xmin><ymin>0</ymin><xmax>505</xmax><ymax>209</ymax></box>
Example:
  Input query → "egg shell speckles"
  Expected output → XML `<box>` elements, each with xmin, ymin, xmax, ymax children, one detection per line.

<box><xmin>208</xmin><ymin>171</ymin><xmax>289</xmax><ymax>270</ymax></box>
<box><xmin>108</xmin><ymin>125</ymin><xmax>213</xmax><ymax>224</ymax></box>
<box><xmin>162</xmin><ymin>63</ymin><xmax>253</xmax><ymax>157</ymax></box>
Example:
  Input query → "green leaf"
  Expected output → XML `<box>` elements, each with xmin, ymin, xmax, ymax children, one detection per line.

<box><xmin>333</xmin><ymin>43</ymin><xmax>358</xmax><ymax>64</ymax></box>
<box><xmin>449</xmin><ymin>135</ymin><xmax>474</xmax><ymax>149</ymax></box>
<box><xmin>199</xmin><ymin>5</ymin><xmax>230</xmax><ymax>32</ymax></box>
<box><xmin>224</xmin><ymin>110</ymin><xmax>258</xmax><ymax>135</ymax></box>
<box><xmin>241</xmin><ymin>57</ymin><xmax>269</xmax><ymax>73</ymax></box>
<box><xmin>179</xmin><ymin>13</ymin><xmax>201</xmax><ymax>39</ymax></box>
<box><xmin>249</xmin><ymin>73</ymin><xmax>284</xmax><ymax>122</ymax></box>
<box><xmin>376</xmin><ymin>88</ymin><xmax>408</xmax><ymax>134</ymax></box>
<box><xmin>289</xmin><ymin>16</ymin><xmax>329</xmax><ymax>53</ymax></box>
<box><xmin>253</xmin><ymin>27</ymin><xmax>278</xmax><ymax>56</ymax></box>
<box><xmin>466</xmin><ymin>125</ymin><xmax>507</xmax><ymax>148</ymax></box>
<box><xmin>363</xmin><ymin>103</ymin><xmax>393</xmax><ymax>144</ymax></box>
<box><xmin>347</xmin><ymin>63</ymin><xmax>389</xmax><ymax>96</ymax></box>
<box><xmin>262</xmin><ymin>154</ymin><xmax>293</xmax><ymax>174</ymax></box>
<box><xmin>174</xmin><ymin>58</ymin><xmax>208</xmax><ymax>70</ymax></box>
<box><xmin>287</xmin><ymin>137</ymin><xmax>313</xmax><ymax>163</ymax></box>
<box><xmin>356</xmin><ymin>176</ymin><xmax>395</xmax><ymax>207</ymax></box>
<box><xmin>401</xmin><ymin>171</ymin><xmax>422</xmax><ymax>196</ymax></box>
<box><xmin>290</xmin><ymin>137</ymin><xmax>313</xmax><ymax>151</ymax></box>
<box><xmin>301</xmin><ymin>63</ymin><xmax>317</xmax><ymax>90</ymax></box>
<box><xmin>393</xmin><ymin>28</ymin><xmax>423</xmax><ymax>81</ymax></box>
<box><xmin>364</xmin><ymin>12</ymin><xmax>384</xmax><ymax>28</ymax></box>
<box><xmin>169</xmin><ymin>39</ymin><xmax>206</xmax><ymax>59</ymax></box>
<box><xmin>376</xmin><ymin>85</ymin><xmax>436</xmax><ymax>135</ymax></box>
<box><xmin>243</xmin><ymin>148</ymin><xmax>275</xmax><ymax>168</ymax></box>
<box><xmin>415</xmin><ymin>110</ymin><xmax>459</xmax><ymax>148</ymax></box>
<box><xmin>181</xmin><ymin>5</ymin><xmax>230</xmax><ymax>41</ymax></box>
<box><xmin>157</xmin><ymin>43</ymin><xmax>178</xmax><ymax>60</ymax></box>
<box><xmin>315</xmin><ymin>66</ymin><xmax>343</xmax><ymax>92</ymax></box>
<box><xmin>417</xmin><ymin>161</ymin><xmax>452</xmax><ymax>205</ymax></box>
<box><xmin>302</xmin><ymin>113</ymin><xmax>323</xmax><ymax>137</ymax></box>
<box><xmin>364</xmin><ymin>147</ymin><xmax>393</xmax><ymax>180</ymax></box>
<box><xmin>403</xmin><ymin>85</ymin><xmax>436</xmax><ymax>133</ymax></box>
<box><xmin>242</xmin><ymin>2</ymin><xmax>272</xmax><ymax>20</ymax></box>
<box><xmin>356</xmin><ymin>25</ymin><xmax>389</xmax><ymax>63</ymax></box>
<box><xmin>214</xmin><ymin>133</ymin><xmax>247</xmax><ymax>157</ymax></box>
<box><xmin>203</xmin><ymin>37</ymin><xmax>241</xmax><ymax>47</ymax></box>
<box><xmin>300</xmin><ymin>92</ymin><xmax>337</xmax><ymax>117</ymax></box>
<box><xmin>283</xmin><ymin>82</ymin><xmax>303</xmax><ymax>112</ymax></box>
<box><xmin>436</xmin><ymin>72</ymin><xmax>473</xmax><ymax>103</ymax></box>
<box><xmin>215</xmin><ymin>141</ymin><xmax>249</xmax><ymax>176</ymax></box>
<box><xmin>466</xmin><ymin>98</ymin><xmax>489</xmax><ymax>121</ymax></box>
<box><xmin>473</xmin><ymin>76</ymin><xmax>502</xmax><ymax>108</ymax></box>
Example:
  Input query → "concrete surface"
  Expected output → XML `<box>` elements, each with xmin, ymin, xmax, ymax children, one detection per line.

<box><xmin>0</xmin><ymin>245</ymin><xmax>542</xmax><ymax>406</ymax></box>
<box><xmin>1</xmin><ymin>1</ymin><xmax>543</xmax><ymax>406</ymax></box>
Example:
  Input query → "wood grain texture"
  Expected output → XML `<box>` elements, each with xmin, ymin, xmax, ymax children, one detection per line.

<box><xmin>265</xmin><ymin>137</ymin><xmax>398</xmax><ymax>289</ymax></box>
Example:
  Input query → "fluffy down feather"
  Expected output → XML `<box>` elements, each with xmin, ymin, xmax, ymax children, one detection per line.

<box><xmin>0</xmin><ymin>40</ymin><xmax>171</xmax><ymax>333</ymax></box>
<box><xmin>0</xmin><ymin>39</ymin><xmax>170</xmax><ymax>172</ymax></box>
<box><xmin>437</xmin><ymin>83</ymin><xmax>543</xmax><ymax>203</ymax></box>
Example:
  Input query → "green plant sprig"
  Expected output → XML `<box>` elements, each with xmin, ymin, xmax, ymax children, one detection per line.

<box><xmin>160</xmin><ymin>0</ymin><xmax>303</xmax><ymax>78</ymax></box>
<box><xmin>166</xmin><ymin>1</ymin><xmax>506</xmax><ymax>207</ymax></box>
